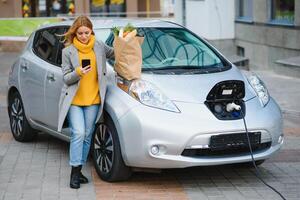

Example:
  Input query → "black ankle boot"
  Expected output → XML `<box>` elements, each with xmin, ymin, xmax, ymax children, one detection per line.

<box><xmin>70</xmin><ymin>166</ymin><xmax>80</xmax><ymax>189</ymax></box>
<box><xmin>78</xmin><ymin>165</ymin><xmax>89</xmax><ymax>184</ymax></box>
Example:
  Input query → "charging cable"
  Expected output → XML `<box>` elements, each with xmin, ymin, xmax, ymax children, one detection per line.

<box><xmin>240</xmin><ymin>109</ymin><xmax>286</xmax><ymax>200</ymax></box>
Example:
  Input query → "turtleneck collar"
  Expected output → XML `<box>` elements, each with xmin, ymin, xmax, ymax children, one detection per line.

<box><xmin>73</xmin><ymin>35</ymin><xmax>95</xmax><ymax>53</ymax></box>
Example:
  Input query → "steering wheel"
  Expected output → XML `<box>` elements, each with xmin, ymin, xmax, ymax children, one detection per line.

<box><xmin>161</xmin><ymin>57</ymin><xmax>180</xmax><ymax>64</ymax></box>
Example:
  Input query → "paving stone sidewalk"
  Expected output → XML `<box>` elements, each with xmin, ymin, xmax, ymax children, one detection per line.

<box><xmin>0</xmin><ymin>52</ymin><xmax>300</xmax><ymax>200</ymax></box>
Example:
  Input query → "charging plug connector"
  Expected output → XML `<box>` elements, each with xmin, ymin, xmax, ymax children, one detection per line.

<box><xmin>226</xmin><ymin>102</ymin><xmax>241</xmax><ymax>112</ymax></box>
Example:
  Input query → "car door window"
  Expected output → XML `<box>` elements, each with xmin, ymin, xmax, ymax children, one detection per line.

<box><xmin>33</xmin><ymin>27</ymin><xmax>67</xmax><ymax>67</ymax></box>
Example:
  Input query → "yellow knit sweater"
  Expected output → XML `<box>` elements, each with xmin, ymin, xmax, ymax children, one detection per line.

<box><xmin>72</xmin><ymin>35</ymin><xmax>101</xmax><ymax>106</ymax></box>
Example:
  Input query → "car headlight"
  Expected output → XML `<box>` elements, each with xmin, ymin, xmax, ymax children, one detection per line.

<box><xmin>247</xmin><ymin>74</ymin><xmax>270</xmax><ymax>107</ymax></box>
<box><xmin>122</xmin><ymin>79</ymin><xmax>180</xmax><ymax>113</ymax></box>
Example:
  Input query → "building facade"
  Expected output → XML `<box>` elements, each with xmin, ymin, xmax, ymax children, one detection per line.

<box><xmin>175</xmin><ymin>0</ymin><xmax>236</xmax><ymax>61</ymax></box>
<box><xmin>235</xmin><ymin>0</ymin><xmax>300</xmax><ymax>77</ymax></box>
<box><xmin>175</xmin><ymin>0</ymin><xmax>300</xmax><ymax>77</ymax></box>
<box><xmin>1</xmin><ymin>0</ymin><xmax>299</xmax><ymax>77</ymax></box>
<box><xmin>0</xmin><ymin>0</ymin><xmax>164</xmax><ymax>18</ymax></box>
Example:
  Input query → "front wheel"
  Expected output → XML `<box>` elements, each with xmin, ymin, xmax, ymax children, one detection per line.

<box><xmin>91</xmin><ymin>113</ymin><xmax>132</xmax><ymax>182</ymax></box>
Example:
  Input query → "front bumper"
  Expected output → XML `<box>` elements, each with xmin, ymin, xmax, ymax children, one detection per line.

<box><xmin>115</xmin><ymin>97</ymin><xmax>283</xmax><ymax>168</ymax></box>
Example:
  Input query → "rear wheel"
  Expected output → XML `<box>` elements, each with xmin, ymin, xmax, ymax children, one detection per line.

<box><xmin>8</xmin><ymin>91</ymin><xmax>37</xmax><ymax>142</ymax></box>
<box><xmin>91</xmin><ymin>113</ymin><xmax>132</xmax><ymax>182</ymax></box>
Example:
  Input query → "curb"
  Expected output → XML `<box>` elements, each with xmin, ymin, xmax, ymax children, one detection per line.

<box><xmin>0</xmin><ymin>37</ymin><xmax>27</xmax><ymax>52</ymax></box>
<box><xmin>0</xmin><ymin>36</ymin><xmax>28</xmax><ymax>41</ymax></box>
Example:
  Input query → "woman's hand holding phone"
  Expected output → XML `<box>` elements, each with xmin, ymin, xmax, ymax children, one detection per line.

<box><xmin>81</xmin><ymin>59</ymin><xmax>91</xmax><ymax>74</ymax></box>
<box><xmin>80</xmin><ymin>65</ymin><xmax>91</xmax><ymax>74</ymax></box>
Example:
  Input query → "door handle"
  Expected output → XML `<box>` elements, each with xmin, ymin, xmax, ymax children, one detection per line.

<box><xmin>47</xmin><ymin>73</ymin><xmax>56</xmax><ymax>81</ymax></box>
<box><xmin>21</xmin><ymin>64</ymin><xmax>28</xmax><ymax>71</ymax></box>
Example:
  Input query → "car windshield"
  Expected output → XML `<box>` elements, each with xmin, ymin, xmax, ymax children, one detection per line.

<box><xmin>139</xmin><ymin>28</ymin><xmax>227</xmax><ymax>72</ymax></box>
<box><xmin>96</xmin><ymin>27</ymin><xmax>230</xmax><ymax>74</ymax></box>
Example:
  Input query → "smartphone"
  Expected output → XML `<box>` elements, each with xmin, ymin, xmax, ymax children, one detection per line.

<box><xmin>81</xmin><ymin>59</ymin><xmax>91</xmax><ymax>69</ymax></box>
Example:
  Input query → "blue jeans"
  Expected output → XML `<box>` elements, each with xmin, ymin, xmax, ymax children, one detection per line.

<box><xmin>68</xmin><ymin>104</ymin><xmax>100</xmax><ymax>166</ymax></box>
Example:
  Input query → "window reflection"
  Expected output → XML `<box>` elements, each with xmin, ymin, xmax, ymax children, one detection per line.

<box><xmin>236</xmin><ymin>0</ymin><xmax>253</xmax><ymax>21</ymax></box>
<box><xmin>139</xmin><ymin>28</ymin><xmax>223</xmax><ymax>69</ymax></box>
<box><xmin>22</xmin><ymin>0</ymin><xmax>75</xmax><ymax>17</ymax></box>
<box><xmin>271</xmin><ymin>0</ymin><xmax>294</xmax><ymax>23</ymax></box>
<box><xmin>90</xmin><ymin>0</ymin><xmax>126</xmax><ymax>17</ymax></box>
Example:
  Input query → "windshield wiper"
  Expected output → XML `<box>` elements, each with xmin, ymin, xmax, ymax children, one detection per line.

<box><xmin>142</xmin><ymin>66</ymin><xmax>201</xmax><ymax>71</ymax></box>
<box><xmin>142</xmin><ymin>64</ymin><xmax>228</xmax><ymax>74</ymax></box>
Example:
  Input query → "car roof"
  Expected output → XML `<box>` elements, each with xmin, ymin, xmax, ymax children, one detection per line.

<box><xmin>38</xmin><ymin>18</ymin><xmax>182</xmax><ymax>30</ymax></box>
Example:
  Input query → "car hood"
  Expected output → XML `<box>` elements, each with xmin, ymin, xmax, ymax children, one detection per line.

<box><xmin>141</xmin><ymin>66</ymin><xmax>256</xmax><ymax>104</ymax></box>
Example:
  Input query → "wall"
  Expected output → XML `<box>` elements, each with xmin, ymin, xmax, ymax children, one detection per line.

<box><xmin>296</xmin><ymin>0</ymin><xmax>300</xmax><ymax>26</ymax></box>
<box><xmin>235</xmin><ymin>1</ymin><xmax>300</xmax><ymax>77</ymax></box>
<box><xmin>138</xmin><ymin>0</ymin><xmax>160</xmax><ymax>17</ymax></box>
<box><xmin>174</xmin><ymin>0</ymin><xmax>183</xmax><ymax>25</ymax></box>
<box><xmin>74</xmin><ymin>0</ymin><xmax>90</xmax><ymax>15</ymax></box>
<box><xmin>185</xmin><ymin>0</ymin><xmax>235</xmax><ymax>40</ymax></box>
<box><xmin>0</xmin><ymin>0</ymin><xmax>161</xmax><ymax>18</ymax></box>
<box><xmin>0</xmin><ymin>1</ymin><xmax>22</xmax><ymax>18</ymax></box>
<box><xmin>174</xmin><ymin>0</ymin><xmax>235</xmax><ymax>57</ymax></box>
<box><xmin>126</xmin><ymin>0</ymin><xmax>138</xmax><ymax>17</ymax></box>
<box><xmin>208</xmin><ymin>39</ymin><xmax>236</xmax><ymax>58</ymax></box>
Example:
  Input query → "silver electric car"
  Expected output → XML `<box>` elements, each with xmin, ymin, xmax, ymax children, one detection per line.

<box><xmin>7</xmin><ymin>19</ymin><xmax>283</xmax><ymax>182</ymax></box>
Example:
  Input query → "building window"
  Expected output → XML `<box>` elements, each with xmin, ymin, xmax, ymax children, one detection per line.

<box><xmin>236</xmin><ymin>0</ymin><xmax>253</xmax><ymax>22</ymax></box>
<box><xmin>22</xmin><ymin>0</ymin><xmax>75</xmax><ymax>17</ymax></box>
<box><xmin>90</xmin><ymin>0</ymin><xmax>126</xmax><ymax>17</ymax></box>
<box><xmin>237</xmin><ymin>46</ymin><xmax>245</xmax><ymax>57</ymax></box>
<box><xmin>22</xmin><ymin>0</ymin><xmax>31</xmax><ymax>17</ymax></box>
<box><xmin>270</xmin><ymin>0</ymin><xmax>294</xmax><ymax>24</ymax></box>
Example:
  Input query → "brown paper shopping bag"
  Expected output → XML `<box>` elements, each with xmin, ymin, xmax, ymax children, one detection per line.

<box><xmin>113</xmin><ymin>36</ymin><xmax>144</xmax><ymax>80</ymax></box>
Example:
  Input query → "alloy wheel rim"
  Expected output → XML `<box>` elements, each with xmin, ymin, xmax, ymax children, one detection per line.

<box><xmin>94</xmin><ymin>124</ymin><xmax>114</xmax><ymax>173</ymax></box>
<box><xmin>10</xmin><ymin>97</ymin><xmax>23</xmax><ymax>136</ymax></box>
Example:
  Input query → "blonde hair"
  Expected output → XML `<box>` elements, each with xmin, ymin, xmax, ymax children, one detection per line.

<box><xmin>63</xmin><ymin>15</ymin><xmax>95</xmax><ymax>46</ymax></box>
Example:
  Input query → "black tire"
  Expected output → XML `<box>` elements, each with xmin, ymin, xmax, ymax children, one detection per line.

<box><xmin>91</xmin><ymin>113</ymin><xmax>132</xmax><ymax>182</ymax></box>
<box><xmin>8</xmin><ymin>91</ymin><xmax>37</xmax><ymax>142</ymax></box>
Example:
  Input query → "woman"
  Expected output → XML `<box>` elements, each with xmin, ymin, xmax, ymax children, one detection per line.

<box><xmin>57</xmin><ymin>16</ymin><xmax>114</xmax><ymax>189</ymax></box>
